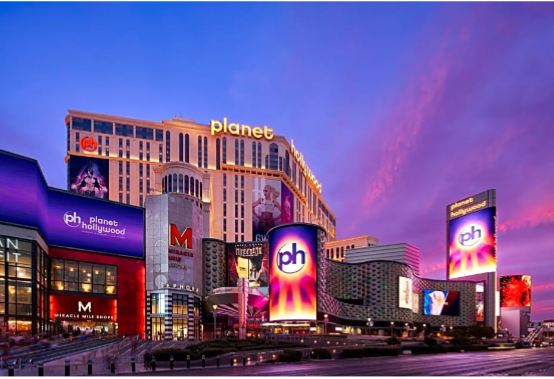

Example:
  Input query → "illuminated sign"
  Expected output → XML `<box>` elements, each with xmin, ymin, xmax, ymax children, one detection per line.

<box><xmin>290</xmin><ymin>139</ymin><xmax>322</xmax><ymax>193</ymax></box>
<box><xmin>398</xmin><ymin>276</ymin><xmax>413</xmax><ymax>310</ymax></box>
<box><xmin>210</xmin><ymin>117</ymin><xmax>274</xmax><ymax>141</ymax></box>
<box><xmin>423</xmin><ymin>290</ymin><xmax>460</xmax><ymax>316</ymax></box>
<box><xmin>69</xmin><ymin>156</ymin><xmax>109</xmax><ymax>199</ymax></box>
<box><xmin>228</xmin><ymin>242</ymin><xmax>268</xmax><ymax>288</ymax></box>
<box><xmin>0</xmin><ymin>238</ymin><xmax>21</xmax><ymax>263</ymax></box>
<box><xmin>170</xmin><ymin>224</ymin><xmax>192</xmax><ymax>249</ymax></box>
<box><xmin>268</xmin><ymin>224</ymin><xmax>318</xmax><ymax>321</ymax></box>
<box><xmin>448</xmin><ymin>207</ymin><xmax>496</xmax><ymax>279</ymax></box>
<box><xmin>500</xmin><ymin>275</ymin><xmax>531</xmax><ymax>307</ymax></box>
<box><xmin>158</xmin><ymin>283</ymin><xmax>199</xmax><ymax>293</ymax></box>
<box><xmin>50</xmin><ymin>295</ymin><xmax>117</xmax><ymax>321</ymax></box>
<box><xmin>80</xmin><ymin>136</ymin><xmax>98</xmax><ymax>152</ymax></box>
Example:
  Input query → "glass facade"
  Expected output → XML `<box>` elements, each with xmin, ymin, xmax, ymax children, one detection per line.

<box><xmin>51</xmin><ymin>259</ymin><xmax>117</xmax><ymax>295</ymax></box>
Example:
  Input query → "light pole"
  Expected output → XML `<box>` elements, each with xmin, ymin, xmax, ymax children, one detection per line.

<box><xmin>213</xmin><ymin>304</ymin><xmax>218</xmax><ymax>340</ymax></box>
<box><xmin>423</xmin><ymin>323</ymin><xmax>426</xmax><ymax>337</ymax></box>
<box><xmin>390</xmin><ymin>321</ymin><xmax>394</xmax><ymax>337</ymax></box>
<box><xmin>323</xmin><ymin>314</ymin><xmax>328</xmax><ymax>335</ymax></box>
<box><xmin>405</xmin><ymin>323</ymin><xmax>409</xmax><ymax>338</ymax></box>
<box><xmin>440</xmin><ymin>324</ymin><xmax>446</xmax><ymax>335</ymax></box>
<box><xmin>367</xmin><ymin>318</ymin><xmax>373</xmax><ymax>335</ymax></box>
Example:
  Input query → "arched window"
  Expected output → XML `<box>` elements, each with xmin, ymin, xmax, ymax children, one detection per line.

<box><xmin>179</xmin><ymin>133</ymin><xmax>183</xmax><ymax>162</ymax></box>
<box><xmin>200</xmin><ymin>182</ymin><xmax>203</xmax><ymax>200</ymax></box>
<box><xmin>185</xmin><ymin>175</ymin><xmax>189</xmax><ymax>194</ymax></box>
<box><xmin>257</xmin><ymin>142</ymin><xmax>261</xmax><ymax>169</ymax></box>
<box><xmin>179</xmin><ymin>174</ymin><xmax>183</xmax><ymax>193</ymax></box>
<box><xmin>204</xmin><ymin>136</ymin><xmax>208</xmax><ymax>168</ymax></box>
<box><xmin>341</xmin><ymin>247</ymin><xmax>345</xmax><ymax>258</ymax></box>
<box><xmin>279</xmin><ymin>157</ymin><xmax>283</xmax><ymax>171</ymax></box>
<box><xmin>285</xmin><ymin>151</ymin><xmax>290</xmax><ymax>176</ymax></box>
<box><xmin>168</xmin><ymin>174</ymin><xmax>172</xmax><ymax>193</ymax></box>
<box><xmin>269</xmin><ymin>143</ymin><xmax>278</xmax><ymax>170</ymax></box>
<box><xmin>166</xmin><ymin>131</ymin><xmax>171</xmax><ymax>162</ymax></box>
<box><xmin>222</xmin><ymin>137</ymin><xmax>227</xmax><ymax>164</ymax></box>
<box><xmin>216</xmin><ymin>138</ymin><xmax>221</xmax><ymax>170</ymax></box>
<box><xmin>326</xmin><ymin>249</ymin><xmax>329</xmax><ymax>259</ymax></box>
<box><xmin>190</xmin><ymin>177</ymin><xmax>194</xmax><ymax>196</ymax></box>
<box><xmin>234</xmin><ymin>139</ymin><xmax>239</xmax><ymax>165</ymax></box>
<box><xmin>351</xmin><ymin>244</ymin><xmax>355</xmax><ymax>249</ymax></box>
<box><xmin>173</xmin><ymin>174</ymin><xmax>177</xmax><ymax>193</ymax></box>
<box><xmin>162</xmin><ymin>176</ymin><xmax>166</xmax><ymax>194</ymax></box>
<box><xmin>185</xmin><ymin>134</ymin><xmax>190</xmax><ymax>163</ymax></box>
<box><xmin>240</xmin><ymin>140</ymin><xmax>244</xmax><ymax>166</ymax></box>
<box><xmin>265</xmin><ymin>155</ymin><xmax>268</xmax><ymax>170</ymax></box>
<box><xmin>252</xmin><ymin>141</ymin><xmax>257</xmax><ymax>168</ymax></box>
<box><xmin>195</xmin><ymin>179</ymin><xmax>199</xmax><ymax>198</ymax></box>
<box><xmin>198</xmin><ymin>136</ymin><xmax>202</xmax><ymax>168</ymax></box>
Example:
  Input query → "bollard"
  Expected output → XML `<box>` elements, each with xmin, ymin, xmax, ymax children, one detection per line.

<box><xmin>230</xmin><ymin>356</ymin><xmax>234</xmax><ymax>367</ymax></box>
<box><xmin>151</xmin><ymin>356</ymin><xmax>156</xmax><ymax>371</ymax></box>
<box><xmin>65</xmin><ymin>360</ymin><xmax>70</xmax><ymax>376</ymax></box>
<box><xmin>88</xmin><ymin>359</ymin><xmax>92</xmax><ymax>375</ymax></box>
<box><xmin>131</xmin><ymin>357</ymin><xmax>136</xmax><ymax>374</ymax></box>
<box><xmin>242</xmin><ymin>354</ymin><xmax>246</xmax><ymax>366</ymax></box>
<box><xmin>38</xmin><ymin>363</ymin><xmax>44</xmax><ymax>377</ymax></box>
<box><xmin>187</xmin><ymin>355</ymin><xmax>191</xmax><ymax>369</ymax></box>
<box><xmin>216</xmin><ymin>355</ymin><xmax>220</xmax><ymax>367</ymax></box>
<box><xmin>170</xmin><ymin>356</ymin><xmax>174</xmax><ymax>370</ymax></box>
<box><xmin>110</xmin><ymin>358</ymin><xmax>116</xmax><ymax>374</ymax></box>
<box><xmin>8</xmin><ymin>364</ymin><xmax>14</xmax><ymax>377</ymax></box>
<box><xmin>202</xmin><ymin>355</ymin><xmax>205</xmax><ymax>368</ymax></box>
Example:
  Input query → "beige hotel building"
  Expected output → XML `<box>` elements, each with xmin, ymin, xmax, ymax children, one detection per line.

<box><xmin>65</xmin><ymin>110</ymin><xmax>337</xmax><ymax>242</ymax></box>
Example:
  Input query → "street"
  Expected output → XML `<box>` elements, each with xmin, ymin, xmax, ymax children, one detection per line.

<box><xmin>135</xmin><ymin>348</ymin><xmax>554</xmax><ymax>376</ymax></box>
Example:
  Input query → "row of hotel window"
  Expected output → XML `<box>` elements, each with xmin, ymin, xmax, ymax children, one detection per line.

<box><xmin>326</xmin><ymin>245</ymin><xmax>356</xmax><ymax>259</ymax></box>
<box><xmin>162</xmin><ymin>174</ymin><xmax>202</xmax><ymax>200</ymax></box>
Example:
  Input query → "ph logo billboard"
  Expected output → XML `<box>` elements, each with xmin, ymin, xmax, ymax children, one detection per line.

<box><xmin>268</xmin><ymin>224</ymin><xmax>318</xmax><ymax>321</ymax></box>
<box><xmin>448</xmin><ymin>207</ymin><xmax>496</xmax><ymax>279</ymax></box>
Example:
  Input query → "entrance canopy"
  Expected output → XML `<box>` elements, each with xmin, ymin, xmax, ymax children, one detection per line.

<box><xmin>204</xmin><ymin>287</ymin><xmax>268</xmax><ymax>319</ymax></box>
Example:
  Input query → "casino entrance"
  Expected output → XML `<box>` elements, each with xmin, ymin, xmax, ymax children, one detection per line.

<box><xmin>56</xmin><ymin>321</ymin><xmax>117</xmax><ymax>336</ymax></box>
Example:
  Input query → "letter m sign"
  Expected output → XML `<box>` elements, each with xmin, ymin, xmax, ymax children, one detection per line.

<box><xmin>78</xmin><ymin>301</ymin><xmax>92</xmax><ymax>313</ymax></box>
<box><xmin>170</xmin><ymin>224</ymin><xmax>192</xmax><ymax>249</ymax></box>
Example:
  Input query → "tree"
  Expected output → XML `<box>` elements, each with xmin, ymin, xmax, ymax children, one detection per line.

<box><xmin>467</xmin><ymin>325</ymin><xmax>495</xmax><ymax>339</ymax></box>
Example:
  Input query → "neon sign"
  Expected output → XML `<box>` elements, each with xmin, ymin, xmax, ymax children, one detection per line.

<box><xmin>211</xmin><ymin>117</ymin><xmax>274</xmax><ymax>141</ymax></box>
<box><xmin>170</xmin><ymin>224</ymin><xmax>192</xmax><ymax>249</ymax></box>
<box><xmin>80</xmin><ymin>136</ymin><xmax>98</xmax><ymax>152</ymax></box>
<box><xmin>290</xmin><ymin>139</ymin><xmax>322</xmax><ymax>193</ymax></box>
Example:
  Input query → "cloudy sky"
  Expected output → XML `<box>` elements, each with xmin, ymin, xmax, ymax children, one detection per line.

<box><xmin>1</xmin><ymin>2</ymin><xmax>553</xmax><ymax>320</ymax></box>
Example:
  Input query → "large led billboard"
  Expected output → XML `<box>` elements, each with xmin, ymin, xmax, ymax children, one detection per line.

<box><xmin>252</xmin><ymin>179</ymin><xmax>294</xmax><ymax>241</ymax></box>
<box><xmin>268</xmin><ymin>224</ymin><xmax>317</xmax><ymax>321</ymax></box>
<box><xmin>228</xmin><ymin>242</ymin><xmax>268</xmax><ymax>288</ymax></box>
<box><xmin>500</xmin><ymin>275</ymin><xmax>531</xmax><ymax>307</ymax></box>
<box><xmin>0</xmin><ymin>151</ymin><xmax>144</xmax><ymax>259</ymax></box>
<box><xmin>448</xmin><ymin>207</ymin><xmax>496</xmax><ymax>279</ymax></box>
<box><xmin>423</xmin><ymin>290</ymin><xmax>461</xmax><ymax>316</ymax></box>
<box><xmin>398</xmin><ymin>276</ymin><xmax>413</xmax><ymax>310</ymax></box>
<box><xmin>69</xmin><ymin>156</ymin><xmax>109</xmax><ymax>199</ymax></box>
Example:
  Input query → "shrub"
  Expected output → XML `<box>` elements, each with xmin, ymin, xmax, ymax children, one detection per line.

<box><xmin>279</xmin><ymin>349</ymin><xmax>303</xmax><ymax>362</ymax></box>
<box><xmin>311</xmin><ymin>348</ymin><xmax>332</xmax><ymax>359</ymax></box>
<box><xmin>153</xmin><ymin>348</ymin><xmax>192</xmax><ymax>361</ymax></box>
<box><xmin>467</xmin><ymin>325</ymin><xmax>495</xmax><ymax>339</ymax></box>
<box><xmin>403</xmin><ymin>346</ymin><xmax>431</xmax><ymax>355</ymax></box>
<box><xmin>341</xmin><ymin>347</ymin><xmax>365</xmax><ymax>358</ymax></box>
<box><xmin>386</xmin><ymin>337</ymin><xmax>401</xmax><ymax>346</ymax></box>
<box><xmin>424</xmin><ymin>337</ymin><xmax>438</xmax><ymax>347</ymax></box>
<box><xmin>430</xmin><ymin>344</ymin><xmax>448</xmax><ymax>354</ymax></box>
<box><xmin>363</xmin><ymin>347</ymin><xmax>400</xmax><ymax>357</ymax></box>
<box><xmin>202</xmin><ymin>348</ymin><xmax>224</xmax><ymax>358</ymax></box>
<box><xmin>447</xmin><ymin>345</ymin><xmax>462</xmax><ymax>353</ymax></box>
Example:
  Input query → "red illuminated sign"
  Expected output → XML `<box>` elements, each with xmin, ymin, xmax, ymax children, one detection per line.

<box><xmin>170</xmin><ymin>224</ymin><xmax>192</xmax><ymax>249</ymax></box>
<box><xmin>50</xmin><ymin>295</ymin><xmax>117</xmax><ymax>322</ymax></box>
<box><xmin>80</xmin><ymin>137</ymin><xmax>98</xmax><ymax>152</ymax></box>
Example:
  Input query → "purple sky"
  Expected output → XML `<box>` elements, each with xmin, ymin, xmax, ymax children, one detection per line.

<box><xmin>1</xmin><ymin>3</ymin><xmax>553</xmax><ymax>320</ymax></box>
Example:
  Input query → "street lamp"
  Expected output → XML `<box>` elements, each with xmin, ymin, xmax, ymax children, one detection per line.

<box><xmin>405</xmin><ymin>323</ymin><xmax>409</xmax><ymax>337</ymax></box>
<box><xmin>390</xmin><ymin>321</ymin><xmax>394</xmax><ymax>337</ymax></box>
<box><xmin>323</xmin><ymin>314</ymin><xmax>328</xmax><ymax>335</ymax></box>
<box><xmin>213</xmin><ymin>304</ymin><xmax>218</xmax><ymax>340</ymax></box>
<box><xmin>367</xmin><ymin>318</ymin><xmax>373</xmax><ymax>335</ymax></box>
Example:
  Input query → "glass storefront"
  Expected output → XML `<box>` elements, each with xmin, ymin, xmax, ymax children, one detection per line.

<box><xmin>51</xmin><ymin>259</ymin><xmax>117</xmax><ymax>295</ymax></box>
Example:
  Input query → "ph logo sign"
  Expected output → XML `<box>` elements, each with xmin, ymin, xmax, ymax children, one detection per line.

<box><xmin>64</xmin><ymin>211</ymin><xmax>81</xmax><ymax>228</ymax></box>
<box><xmin>458</xmin><ymin>224</ymin><xmax>482</xmax><ymax>247</ymax></box>
<box><xmin>80</xmin><ymin>136</ymin><xmax>98</xmax><ymax>152</ymax></box>
<box><xmin>277</xmin><ymin>243</ymin><xmax>306</xmax><ymax>274</ymax></box>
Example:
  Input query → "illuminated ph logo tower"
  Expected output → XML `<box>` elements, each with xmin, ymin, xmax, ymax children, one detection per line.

<box><xmin>446</xmin><ymin>189</ymin><xmax>497</xmax><ymax>331</ymax></box>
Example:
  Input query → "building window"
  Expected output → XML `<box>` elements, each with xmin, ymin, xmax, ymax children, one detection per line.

<box><xmin>223</xmin><ymin>173</ymin><xmax>226</xmax><ymax>187</ymax></box>
<box><xmin>139</xmin><ymin>195</ymin><xmax>143</xmax><ymax>207</ymax></box>
<box><xmin>126</xmin><ymin>162</ymin><xmax>130</xmax><ymax>176</ymax></box>
<box><xmin>223</xmin><ymin>204</ymin><xmax>227</xmax><ymax>217</ymax></box>
<box><xmin>223</xmin><ymin>188</ymin><xmax>227</xmax><ymax>202</ymax></box>
<box><xmin>204</xmin><ymin>137</ymin><xmax>208</xmax><ymax>168</ymax></box>
<box><xmin>72</xmin><ymin>118</ymin><xmax>92</xmax><ymax>131</ymax></box>
<box><xmin>139</xmin><ymin>179</ymin><xmax>143</xmax><ymax>193</ymax></box>
<box><xmin>240</xmin><ymin>140</ymin><xmax>244</xmax><ymax>166</ymax></box>
<box><xmin>241</xmin><ymin>205</ymin><xmax>244</xmax><ymax>218</ymax></box>
<box><xmin>198</xmin><ymin>136</ymin><xmax>202</xmax><ymax>168</ymax></box>
<box><xmin>51</xmin><ymin>259</ymin><xmax>117</xmax><ymax>295</ymax></box>
<box><xmin>179</xmin><ymin>174</ymin><xmax>183</xmax><ymax>193</ymax></box>
<box><xmin>115</xmin><ymin>124</ymin><xmax>134</xmax><ymax>137</ymax></box>
<box><xmin>216</xmin><ymin>138</ymin><xmax>221</xmax><ymax>170</ymax></box>
<box><xmin>105</xmin><ymin>136</ymin><xmax>110</xmax><ymax>156</ymax></box>
<box><xmin>166</xmin><ymin>132</ymin><xmax>171</xmax><ymax>162</ymax></box>
<box><xmin>235</xmin><ymin>190</ymin><xmax>238</xmax><ymax>203</ymax></box>
<box><xmin>223</xmin><ymin>233</ymin><xmax>227</xmax><ymax>241</ymax></box>
<box><xmin>241</xmin><ymin>220</ymin><xmax>244</xmax><ymax>234</ymax></box>
<box><xmin>195</xmin><ymin>179</ymin><xmax>199</xmax><ymax>198</ymax></box>
<box><xmin>119</xmin><ymin>177</ymin><xmax>123</xmax><ymax>191</ymax></box>
<box><xmin>223</xmin><ymin>220</ymin><xmax>227</xmax><ymax>232</ymax></box>
<box><xmin>136</xmin><ymin>127</ymin><xmax>154</xmax><ymax>140</ymax></box>
<box><xmin>200</xmin><ymin>182</ymin><xmax>202</xmax><ymax>200</ymax></box>
<box><xmin>179</xmin><ymin>133</ymin><xmax>184</xmax><ymax>162</ymax></box>
<box><xmin>126</xmin><ymin>193</ymin><xmax>130</xmax><ymax>204</ymax></box>
<box><xmin>235</xmin><ymin>204</ymin><xmax>238</xmax><ymax>217</ymax></box>
<box><xmin>185</xmin><ymin>175</ymin><xmax>189</xmax><ymax>194</ymax></box>
<box><xmin>269</xmin><ymin>143</ymin><xmax>278</xmax><ymax>170</ymax></box>
<box><xmin>119</xmin><ymin>193</ymin><xmax>123</xmax><ymax>202</ymax></box>
<box><xmin>234</xmin><ymin>139</ymin><xmax>238</xmax><ymax>165</ymax></box>
<box><xmin>139</xmin><ymin>163</ymin><xmax>143</xmax><ymax>178</ymax></box>
<box><xmin>93</xmin><ymin>120</ymin><xmax>113</xmax><ymax>134</ymax></box>
<box><xmin>126</xmin><ymin>139</ymin><xmax>130</xmax><ymax>159</ymax></box>
<box><xmin>285</xmin><ymin>151</ymin><xmax>290</xmax><ymax>176</ymax></box>
<box><xmin>185</xmin><ymin>134</ymin><xmax>190</xmax><ymax>163</ymax></box>
<box><xmin>222</xmin><ymin>137</ymin><xmax>227</xmax><ymax>164</ymax></box>
<box><xmin>155</xmin><ymin>129</ymin><xmax>163</xmax><ymax>142</ymax></box>
<box><xmin>151</xmin><ymin>293</ymin><xmax>166</xmax><ymax>314</ymax></box>
<box><xmin>279</xmin><ymin>157</ymin><xmax>283</xmax><ymax>172</ymax></box>
<box><xmin>190</xmin><ymin>177</ymin><xmax>194</xmax><ymax>196</ymax></box>
<box><xmin>241</xmin><ymin>190</ymin><xmax>244</xmax><ymax>203</ymax></box>
<box><xmin>147</xmin><ymin>164</ymin><xmax>150</xmax><ymax>178</ymax></box>
<box><xmin>159</xmin><ymin>144</ymin><xmax>162</xmax><ymax>163</ymax></box>
<box><xmin>75</xmin><ymin>132</ymin><xmax>80</xmax><ymax>153</ymax></box>
<box><xmin>341</xmin><ymin>247</ymin><xmax>344</xmax><ymax>258</ymax></box>
<box><xmin>257</xmin><ymin>142</ymin><xmax>262</xmax><ymax>169</ymax></box>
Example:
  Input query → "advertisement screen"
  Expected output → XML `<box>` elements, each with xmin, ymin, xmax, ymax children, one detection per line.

<box><xmin>448</xmin><ymin>207</ymin><xmax>496</xmax><ymax>279</ymax></box>
<box><xmin>269</xmin><ymin>225</ymin><xmax>317</xmax><ymax>321</ymax></box>
<box><xmin>476</xmin><ymin>300</ymin><xmax>484</xmax><ymax>321</ymax></box>
<box><xmin>69</xmin><ymin>156</ymin><xmax>109</xmax><ymax>199</ymax></box>
<box><xmin>413</xmin><ymin>293</ymin><xmax>419</xmax><ymax>314</ymax></box>
<box><xmin>0</xmin><ymin>151</ymin><xmax>144</xmax><ymax>259</ymax></box>
<box><xmin>228</xmin><ymin>242</ymin><xmax>268</xmax><ymax>288</ymax></box>
<box><xmin>423</xmin><ymin>290</ymin><xmax>461</xmax><ymax>316</ymax></box>
<box><xmin>253</xmin><ymin>179</ymin><xmax>294</xmax><ymax>241</ymax></box>
<box><xmin>500</xmin><ymin>275</ymin><xmax>531</xmax><ymax>307</ymax></box>
<box><xmin>398</xmin><ymin>276</ymin><xmax>413</xmax><ymax>309</ymax></box>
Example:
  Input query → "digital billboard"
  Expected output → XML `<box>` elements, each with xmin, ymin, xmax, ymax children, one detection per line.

<box><xmin>423</xmin><ymin>290</ymin><xmax>461</xmax><ymax>316</ymax></box>
<box><xmin>252</xmin><ymin>179</ymin><xmax>295</xmax><ymax>241</ymax></box>
<box><xmin>398</xmin><ymin>276</ymin><xmax>413</xmax><ymax>309</ymax></box>
<box><xmin>500</xmin><ymin>275</ymin><xmax>531</xmax><ymax>307</ymax></box>
<box><xmin>268</xmin><ymin>224</ymin><xmax>317</xmax><ymax>321</ymax></box>
<box><xmin>476</xmin><ymin>300</ymin><xmax>485</xmax><ymax>322</ymax></box>
<box><xmin>69</xmin><ymin>156</ymin><xmax>109</xmax><ymax>199</ymax></box>
<box><xmin>448</xmin><ymin>207</ymin><xmax>496</xmax><ymax>279</ymax></box>
<box><xmin>228</xmin><ymin>242</ymin><xmax>268</xmax><ymax>288</ymax></box>
<box><xmin>0</xmin><ymin>151</ymin><xmax>144</xmax><ymax>259</ymax></box>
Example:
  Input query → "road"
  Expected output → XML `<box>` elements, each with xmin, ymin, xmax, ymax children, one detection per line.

<box><xmin>136</xmin><ymin>347</ymin><xmax>554</xmax><ymax>376</ymax></box>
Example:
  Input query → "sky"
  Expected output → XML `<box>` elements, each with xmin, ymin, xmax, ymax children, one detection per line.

<box><xmin>1</xmin><ymin>2</ymin><xmax>553</xmax><ymax>320</ymax></box>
